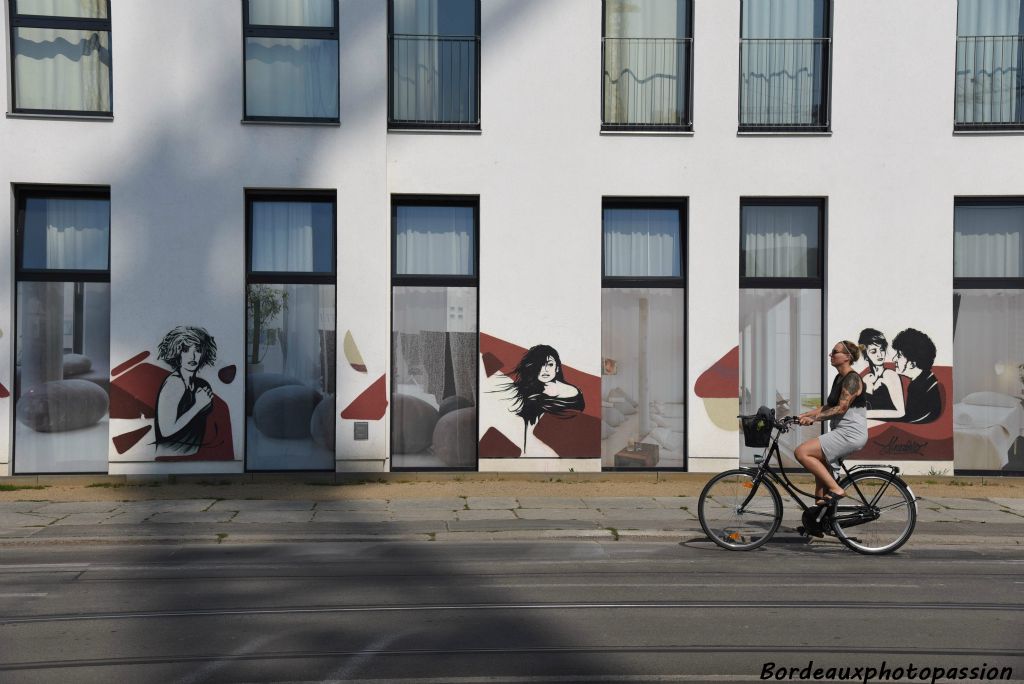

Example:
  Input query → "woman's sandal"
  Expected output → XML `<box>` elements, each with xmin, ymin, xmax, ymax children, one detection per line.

<box><xmin>817</xmin><ymin>491</ymin><xmax>846</xmax><ymax>507</ymax></box>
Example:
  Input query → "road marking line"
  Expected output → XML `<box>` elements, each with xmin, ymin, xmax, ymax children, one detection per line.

<box><xmin>0</xmin><ymin>593</ymin><xmax>48</xmax><ymax>597</ymax></box>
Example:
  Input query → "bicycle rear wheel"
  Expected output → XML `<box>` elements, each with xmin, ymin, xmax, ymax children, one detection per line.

<box><xmin>831</xmin><ymin>470</ymin><xmax>917</xmax><ymax>555</ymax></box>
<box><xmin>698</xmin><ymin>469</ymin><xmax>782</xmax><ymax>551</ymax></box>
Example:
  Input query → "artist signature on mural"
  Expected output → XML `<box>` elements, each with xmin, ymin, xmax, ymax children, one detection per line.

<box><xmin>872</xmin><ymin>436</ymin><xmax>927</xmax><ymax>456</ymax></box>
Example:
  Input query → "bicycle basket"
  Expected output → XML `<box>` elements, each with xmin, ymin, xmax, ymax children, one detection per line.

<box><xmin>740</xmin><ymin>407</ymin><xmax>775</xmax><ymax>448</ymax></box>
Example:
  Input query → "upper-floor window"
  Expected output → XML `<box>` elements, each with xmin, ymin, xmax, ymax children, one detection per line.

<box><xmin>739</xmin><ymin>0</ymin><xmax>832</xmax><ymax>132</ymax></box>
<box><xmin>602</xmin><ymin>0</ymin><xmax>693</xmax><ymax>131</ymax></box>
<box><xmin>9</xmin><ymin>0</ymin><xmax>112</xmax><ymax>115</ymax></box>
<box><xmin>955</xmin><ymin>0</ymin><xmax>1024</xmax><ymax>130</ymax></box>
<box><xmin>389</xmin><ymin>0</ymin><xmax>480</xmax><ymax>129</ymax></box>
<box><xmin>243</xmin><ymin>0</ymin><xmax>339</xmax><ymax>122</ymax></box>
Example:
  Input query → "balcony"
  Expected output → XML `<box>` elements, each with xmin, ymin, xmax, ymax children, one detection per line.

<box><xmin>739</xmin><ymin>38</ymin><xmax>830</xmax><ymax>132</ymax></box>
<box><xmin>602</xmin><ymin>37</ymin><xmax>693</xmax><ymax>131</ymax></box>
<box><xmin>955</xmin><ymin>35</ymin><xmax>1024</xmax><ymax>130</ymax></box>
<box><xmin>390</xmin><ymin>34</ymin><xmax>479</xmax><ymax>129</ymax></box>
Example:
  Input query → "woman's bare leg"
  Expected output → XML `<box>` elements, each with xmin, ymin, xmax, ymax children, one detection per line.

<box><xmin>794</xmin><ymin>438</ymin><xmax>844</xmax><ymax>502</ymax></box>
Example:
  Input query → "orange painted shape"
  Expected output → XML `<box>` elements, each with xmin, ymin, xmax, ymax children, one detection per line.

<box><xmin>695</xmin><ymin>346</ymin><xmax>739</xmax><ymax>399</ymax></box>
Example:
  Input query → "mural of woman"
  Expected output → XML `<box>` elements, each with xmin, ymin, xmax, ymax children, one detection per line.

<box><xmin>154</xmin><ymin>326</ymin><xmax>218</xmax><ymax>454</ymax></box>
<box><xmin>505</xmin><ymin>344</ymin><xmax>584</xmax><ymax>453</ymax></box>
<box><xmin>858</xmin><ymin>328</ymin><xmax>905</xmax><ymax>421</ymax></box>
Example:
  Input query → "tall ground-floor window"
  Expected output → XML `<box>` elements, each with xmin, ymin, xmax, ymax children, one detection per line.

<box><xmin>953</xmin><ymin>199</ymin><xmax>1024</xmax><ymax>473</ymax></box>
<box><xmin>601</xmin><ymin>199</ymin><xmax>686</xmax><ymax>469</ymax></box>
<box><xmin>391</xmin><ymin>197</ymin><xmax>478</xmax><ymax>470</ymax></box>
<box><xmin>14</xmin><ymin>187</ymin><xmax>111</xmax><ymax>473</ymax></box>
<box><xmin>245</xmin><ymin>192</ymin><xmax>336</xmax><ymax>471</ymax></box>
<box><xmin>739</xmin><ymin>199</ymin><xmax>825</xmax><ymax>465</ymax></box>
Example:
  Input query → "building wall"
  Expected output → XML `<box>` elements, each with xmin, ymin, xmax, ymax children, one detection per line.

<box><xmin>1</xmin><ymin>0</ymin><xmax>1020</xmax><ymax>476</ymax></box>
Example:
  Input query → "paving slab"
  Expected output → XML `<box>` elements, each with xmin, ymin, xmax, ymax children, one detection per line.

<box><xmin>514</xmin><ymin>508</ymin><xmax>604</xmax><ymax>521</ymax></box>
<box><xmin>33</xmin><ymin>502</ymin><xmax>119</xmax><ymax>515</ymax></box>
<box><xmin>925</xmin><ymin>497</ymin><xmax>1008</xmax><ymax>511</ymax></box>
<box><xmin>208</xmin><ymin>500</ymin><xmax>315</xmax><ymax>511</ymax></box>
<box><xmin>0</xmin><ymin>512</ymin><xmax>56</xmax><ymax>527</ymax></box>
<box><xmin>49</xmin><ymin>513</ymin><xmax>119</xmax><ymax>526</ymax></box>
<box><xmin>465</xmin><ymin>497</ymin><xmax>519</xmax><ymax>510</ymax></box>
<box><xmin>391</xmin><ymin>509</ymin><xmax>459</xmax><ymax>521</ymax></box>
<box><xmin>612</xmin><ymin>519</ymin><xmax>700</xmax><ymax>532</ymax></box>
<box><xmin>314</xmin><ymin>499</ymin><xmax>388</xmax><ymax>511</ymax></box>
<box><xmin>312</xmin><ymin>510</ymin><xmax>392</xmax><ymax>523</ymax></box>
<box><xmin>517</xmin><ymin>497</ymin><xmax>588</xmax><ymax>509</ymax></box>
<box><xmin>916</xmin><ymin>508</ymin><xmax>966</xmax><ymax>523</ymax></box>
<box><xmin>147</xmin><ymin>511</ymin><xmax>238</xmax><ymax>524</ymax></box>
<box><xmin>653</xmin><ymin>497</ymin><xmax>700</xmax><ymax>509</ymax></box>
<box><xmin>100</xmin><ymin>512</ymin><xmax>156</xmax><ymax>525</ymax></box>
<box><xmin>585</xmin><ymin>497</ymin><xmax>660</xmax><ymax>509</ymax></box>
<box><xmin>600</xmin><ymin>509</ymin><xmax>697</xmax><ymax>521</ymax></box>
<box><xmin>925</xmin><ymin>509</ymin><xmax>1024</xmax><ymax>524</ymax></box>
<box><xmin>114</xmin><ymin>500</ymin><xmax>218</xmax><ymax>513</ymax></box>
<box><xmin>389</xmin><ymin>498</ymin><xmax>465</xmax><ymax>511</ymax></box>
<box><xmin>231</xmin><ymin>511</ymin><xmax>316</xmax><ymax>524</ymax></box>
<box><xmin>456</xmin><ymin>509</ymin><xmax>517</xmax><ymax>521</ymax></box>
<box><xmin>446</xmin><ymin>519</ymin><xmax>603</xmax><ymax>532</ymax></box>
<box><xmin>0</xmin><ymin>502</ymin><xmax>49</xmax><ymax>513</ymax></box>
<box><xmin>990</xmin><ymin>498</ymin><xmax>1024</xmax><ymax>513</ymax></box>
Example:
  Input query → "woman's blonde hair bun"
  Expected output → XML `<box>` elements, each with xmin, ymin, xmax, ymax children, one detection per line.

<box><xmin>841</xmin><ymin>340</ymin><xmax>862</xmax><ymax>363</ymax></box>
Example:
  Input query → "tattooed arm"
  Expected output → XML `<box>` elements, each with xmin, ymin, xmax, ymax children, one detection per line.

<box><xmin>813</xmin><ymin>373</ymin><xmax>863</xmax><ymax>422</ymax></box>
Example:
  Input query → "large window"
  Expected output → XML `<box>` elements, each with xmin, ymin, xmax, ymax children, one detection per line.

<box><xmin>739</xmin><ymin>199</ymin><xmax>824</xmax><ymax>465</ymax></box>
<box><xmin>9</xmin><ymin>0</ymin><xmax>112</xmax><ymax>115</ymax></box>
<box><xmin>14</xmin><ymin>187</ymin><xmax>110</xmax><ymax>473</ymax></box>
<box><xmin>739</xmin><ymin>0</ymin><xmax>831</xmax><ymax>131</ymax></box>
<box><xmin>389</xmin><ymin>0</ymin><xmax>480</xmax><ymax>129</ymax></box>
<box><xmin>601</xmin><ymin>200</ymin><xmax>686</xmax><ymax>470</ymax></box>
<box><xmin>245</xmin><ymin>192</ymin><xmax>336</xmax><ymax>470</ymax></box>
<box><xmin>955</xmin><ymin>0</ymin><xmax>1024</xmax><ymax>130</ymax></box>
<box><xmin>602</xmin><ymin>0</ymin><xmax>693</xmax><ymax>131</ymax></box>
<box><xmin>953</xmin><ymin>199</ymin><xmax>1024</xmax><ymax>472</ymax></box>
<box><xmin>391</xmin><ymin>197</ymin><xmax>478</xmax><ymax>469</ymax></box>
<box><xmin>243</xmin><ymin>0</ymin><xmax>339</xmax><ymax>122</ymax></box>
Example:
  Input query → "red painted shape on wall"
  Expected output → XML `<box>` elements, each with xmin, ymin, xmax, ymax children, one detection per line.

<box><xmin>218</xmin><ymin>365</ymin><xmax>237</xmax><ymax>384</ymax></box>
<box><xmin>155</xmin><ymin>395</ymin><xmax>234</xmax><ymax>461</ymax></box>
<box><xmin>694</xmin><ymin>346</ymin><xmax>739</xmax><ymax>398</ymax></box>
<box><xmin>109</xmin><ymin>363</ymin><xmax>168</xmax><ymax>419</ymax></box>
<box><xmin>0</xmin><ymin>383</ymin><xmax>9</xmax><ymax>399</ymax></box>
<box><xmin>341</xmin><ymin>374</ymin><xmax>388</xmax><ymax>420</ymax></box>
<box><xmin>481</xmin><ymin>352</ymin><xmax>504</xmax><ymax>378</ymax></box>
<box><xmin>534</xmin><ymin>412</ymin><xmax>601</xmax><ymax>458</ymax></box>
<box><xmin>112</xmin><ymin>425</ymin><xmax>152</xmax><ymax>454</ymax></box>
<box><xmin>479</xmin><ymin>427</ymin><xmax>521</xmax><ymax>458</ymax></box>
<box><xmin>856</xmin><ymin>365</ymin><xmax>954</xmax><ymax>461</ymax></box>
<box><xmin>111</xmin><ymin>351</ymin><xmax>151</xmax><ymax>377</ymax></box>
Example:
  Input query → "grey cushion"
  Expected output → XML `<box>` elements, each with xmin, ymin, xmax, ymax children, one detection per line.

<box><xmin>62</xmin><ymin>354</ymin><xmax>92</xmax><ymax>377</ymax></box>
<box><xmin>438</xmin><ymin>394</ymin><xmax>474</xmax><ymax>419</ymax></box>
<box><xmin>253</xmin><ymin>384</ymin><xmax>322</xmax><ymax>439</ymax></box>
<box><xmin>247</xmin><ymin>372</ymin><xmax>302</xmax><ymax>415</ymax></box>
<box><xmin>392</xmin><ymin>394</ymin><xmax>439</xmax><ymax>454</ymax></box>
<box><xmin>432</xmin><ymin>406</ymin><xmax>476</xmax><ymax>467</ymax></box>
<box><xmin>16</xmin><ymin>379</ymin><xmax>108</xmax><ymax>433</ymax></box>
<box><xmin>309</xmin><ymin>395</ymin><xmax>336</xmax><ymax>451</ymax></box>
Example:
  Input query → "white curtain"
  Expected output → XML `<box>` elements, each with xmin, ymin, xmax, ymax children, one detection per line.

<box><xmin>248</xmin><ymin>0</ymin><xmax>334</xmax><ymax>27</ymax></box>
<box><xmin>604</xmin><ymin>209</ymin><xmax>680</xmax><ymax>277</ymax></box>
<box><xmin>740</xmin><ymin>0</ymin><xmax>826</xmax><ymax>125</ymax></box>
<box><xmin>953</xmin><ymin>290</ymin><xmax>1024</xmax><ymax>400</ymax></box>
<box><xmin>22</xmin><ymin>198</ymin><xmax>108</xmax><ymax>270</ymax></box>
<box><xmin>246</xmin><ymin>37</ymin><xmax>338</xmax><ymax>118</ymax></box>
<box><xmin>14</xmin><ymin>27</ymin><xmax>110</xmax><ymax>111</ymax></box>
<box><xmin>16</xmin><ymin>0</ymin><xmax>106</xmax><ymax>18</ymax></box>
<box><xmin>395</xmin><ymin>205</ymin><xmax>473</xmax><ymax>275</ymax></box>
<box><xmin>742</xmin><ymin>205</ymin><xmax>817</xmax><ymax>278</ymax></box>
<box><xmin>604</xmin><ymin>0</ymin><xmax>689</xmax><ymax>125</ymax></box>
<box><xmin>252</xmin><ymin>202</ymin><xmax>332</xmax><ymax>272</ymax></box>
<box><xmin>954</xmin><ymin>204</ymin><xmax>1024</xmax><ymax>277</ymax></box>
<box><xmin>956</xmin><ymin>0</ymin><xmax>1023</xmax><ymax>124</ymax></box>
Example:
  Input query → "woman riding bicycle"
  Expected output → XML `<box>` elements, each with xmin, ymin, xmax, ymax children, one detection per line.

<box><xmin>795</xmin><ymin>340</ymin><xmax>868</xmax><ymax>506</ymax></box>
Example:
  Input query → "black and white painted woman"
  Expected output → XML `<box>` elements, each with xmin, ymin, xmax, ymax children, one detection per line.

<box><xmin>858</xmin><ymin>327</ymin><xmax>906</xmax><ymax>422</ymax></box>
<box><xmin>505</xmin><ymin>344</ymin><xmax>584</xmax><ymax>454</ymax></box>
<box><xmin>155</xmin><ymin>326</ymin><xmax>218</xmax><ymax>454</ymax></box>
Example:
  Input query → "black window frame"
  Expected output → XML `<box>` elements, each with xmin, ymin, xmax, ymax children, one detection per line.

<box><xmin>390</xmin><ymin>194</ymin><xmax>479</xmax><ymax>471</ymax></box>
<box><xmin>953</xmin><ymin>10</ymin><xmax>1024</xmax><ymax>132</ymax></box>
<box><xmin>601</xmin><ymin>197</ymin><xmax>688</xmax><ymax>471</ymax></box>
<box><xmin>8</xmin><ymin>0</ymin><xmax>114</xmax><ymax>116</ymax></box>
<box><xmin>241</xmin><ymin>0</ymin><xmax>341</xmax><ymax>124</ymax></box>
<box><xmin>953</xmin><ymin>196</ymin><xmax>1024</xmax><ymax>290</ymax></box>
<box><xmin>600</xmin><ymin>0</ymin><xmax>695</xmax><ymax>133</ymax></box>
<box><xmin>387</xmin><ymin>0</ymin><xmax>482</xmax><ymax>131</ymax></box>
<box><xmin>737</xmin><ymin>0</ymin><xmax>833</xmax><ymax>134</ymax></box>
<box><xmin>739</xmin><ymin>197</ymin><xmax>826</xmax><ymax>290</ymax></box>
<box><xmin>243</xmin><ymin>189</ymin><xmax>338</xmax><ymax>473</ymax></box>
<box><xmin>13</xmin><ymin>184</ymin><xmax>111</xmax><ymax>475</ymax></box>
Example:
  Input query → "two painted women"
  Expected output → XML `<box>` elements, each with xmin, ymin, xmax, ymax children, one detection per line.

<box><xmin>505</xmin><ymin>344</ymin><xmax>584</xmax><ymax>454</ymax></box>
<box><xmin>154</xmin><ymin>326</ymin><xmax>218</xmax><ymax>454</ymax></box>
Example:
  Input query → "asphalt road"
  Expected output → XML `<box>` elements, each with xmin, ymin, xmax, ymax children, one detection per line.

<box><xmin>0</xmin><ymin>539</ymin><xmax>1021</xmax><ymax>683</ymax></box>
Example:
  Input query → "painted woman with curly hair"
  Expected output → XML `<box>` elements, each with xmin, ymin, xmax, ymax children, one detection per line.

<box><xmin>154</xmin><ymin>326</ymin><xmax>218</xmax><ymax>454</ymax></box>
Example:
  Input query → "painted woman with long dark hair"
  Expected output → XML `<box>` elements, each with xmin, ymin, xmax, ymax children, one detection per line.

<box><xmin>505</xmin><ymin>344</ymin><xmax>584</xmax><ymax>454</ymax></box>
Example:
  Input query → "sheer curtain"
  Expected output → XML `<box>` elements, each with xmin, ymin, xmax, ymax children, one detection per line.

<box><xmin>954</xmin><ymin>204</ymin><xmax>1024</xmax><ymax>277</ymax></box>
<box><xmin>248</xmin><ymin>0</ymin><xmax>334</xmax><ymax>26</ymax></box>
<box><xmin>21</xmin><ymin>198</ymin><xmax>109</xmax><ymax>270</ymax></box>
<box><xmin>956</xmin><ymin>0</ymin><xmax>1024</xmax><ymax>124</ymax></box>
<box><xmin>604</xmin><ymin>0</ymin><xmax>689</xmax><ymax>125</ymax></box>
<box><xmin>742</xmin><ymin>205</ymin><xmax>818</xmax><ymax>278</ymax></box>
<box><xmin>740</xmin><ymin>0</ymin><xmax>827</xmax><ymax>126</ymax></box>
<box><xmin>251</xmin><ymin>201</ymin><xmax>333</xmax><ymax>272</ymax></box>
<box><xmin>603</xmin><ymin>209</ymin><xmax>681</xmax><ymax>277</ymax></box>
<box><xmin>17</xmin><ymin>0</ymin><xmax>106</xmax><ymax>16</ymax></box>
<box><xmin>14</xmin><ymin>28</ymin><xmax>111</xmax><ymax>111</ymax></box>
<box><xmin>245</xmin><ymin>38</ymin><xmax>338</xmax><ymax>118</ymax></box>
<box><xmin>395</xmin><ymin>205</ymin><xmax>473</xmax><ymax>275</ymax></box>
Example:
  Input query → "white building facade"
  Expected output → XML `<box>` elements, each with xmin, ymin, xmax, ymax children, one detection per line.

<box><xmin>1</xmin><ymin>0</ymin><xmax>1022</xmax><ymax>477</ymax></box>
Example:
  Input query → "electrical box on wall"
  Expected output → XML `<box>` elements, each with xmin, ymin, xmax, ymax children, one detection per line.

<box><xmin>354</xmin><ymin>422</ymin><xmax>369</xmax><ymax>441</ymax></box>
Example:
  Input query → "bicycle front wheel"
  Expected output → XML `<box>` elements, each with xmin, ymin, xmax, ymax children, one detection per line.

<box><xmin>831</xmin><ymin>470</ymin><xmax>917</xmax><ymax>555</ymax></box>
<box><xmin>698</xmin><ymin>469</ymin><xmax>782</xmax><ymax>551</ymax></box>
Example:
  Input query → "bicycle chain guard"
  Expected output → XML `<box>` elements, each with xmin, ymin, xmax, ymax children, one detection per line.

<box><xmin>799</xmin><ymin>505</ymin><xmax>830</xmax><ymax>538</ymax></box>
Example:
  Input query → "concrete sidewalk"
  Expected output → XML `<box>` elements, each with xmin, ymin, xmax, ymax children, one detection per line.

<box><xmin>1</xmin><ymin>494</ymin><xmax>1021</xmax><ymax>547</ymax></box>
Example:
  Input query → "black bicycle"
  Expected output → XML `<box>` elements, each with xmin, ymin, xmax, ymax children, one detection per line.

<box><xmin>697</xmin><ymin>407</ymin><xmax>918</xmax><ymax>555</ymax></box>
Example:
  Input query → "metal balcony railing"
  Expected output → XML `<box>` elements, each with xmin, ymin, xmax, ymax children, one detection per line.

<box><xmin>390</xmin><ymin>34</ymin><xmax>479</xmax><ymax>128</ymax></box>
<box><xmin>955</xmin><ymin>35</ymin><xmax>1024</xmax><ymax>129</ymax></box>
<box><xmin>739</xmin><ymin>38</ymin><xmax>830</xmax><ymax>131</ymax></box>
<box><xmin>602</xmin><ymin>37</ymin><xmax>693</xmax><ymax>129</ymax></box>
